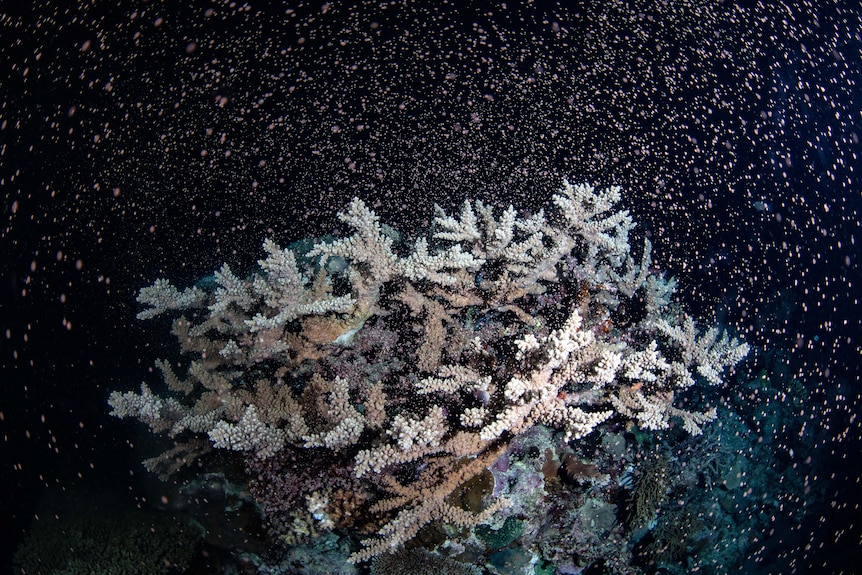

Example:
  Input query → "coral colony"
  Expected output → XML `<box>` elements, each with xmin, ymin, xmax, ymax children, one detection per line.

<box><xmin>109</xmin><ymin>181</ymin><xmax>748</xmax><ymax>569</ymax></box>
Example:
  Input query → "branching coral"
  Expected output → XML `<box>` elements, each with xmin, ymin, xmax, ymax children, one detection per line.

<box><xmin>109</xmin><ymin>181</ymin><xmax>748</xmax><ymax>562</ymax></box>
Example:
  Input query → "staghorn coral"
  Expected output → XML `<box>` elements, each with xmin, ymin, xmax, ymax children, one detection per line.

<box><xmin>110</xmin><ymin>181</ymin><xmax>748</xmax><ymax>562</ymax></box>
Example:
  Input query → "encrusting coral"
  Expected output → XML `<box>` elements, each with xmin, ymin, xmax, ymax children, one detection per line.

<box><xmin>109</xmin><ymin>181</ymin><xmax>748</xmax><ymax>563</ymax></box>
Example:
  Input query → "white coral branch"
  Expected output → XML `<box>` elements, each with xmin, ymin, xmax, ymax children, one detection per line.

<box><xmin>136</xmin><ymin>279</ymin><xmax>206</xmax><ymax>320</ymax></box>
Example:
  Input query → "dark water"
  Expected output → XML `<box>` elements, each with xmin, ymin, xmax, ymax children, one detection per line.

<box><xmin>2</xmin><ymin>1</ymin><xmax>860</xmax><ymax>574</ymax></box>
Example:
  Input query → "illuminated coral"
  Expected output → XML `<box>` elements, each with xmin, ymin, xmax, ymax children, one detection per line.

<box><xmin>109</xmin><ymin>181</ymin><xmax>748</xmax><ymax>562</ymax></box>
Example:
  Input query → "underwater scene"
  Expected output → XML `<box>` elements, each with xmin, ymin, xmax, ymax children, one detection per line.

<box><xmin>2</xmin><ymin>2</ymin><xmax>860</xmax><ymax>574</ymax></box>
